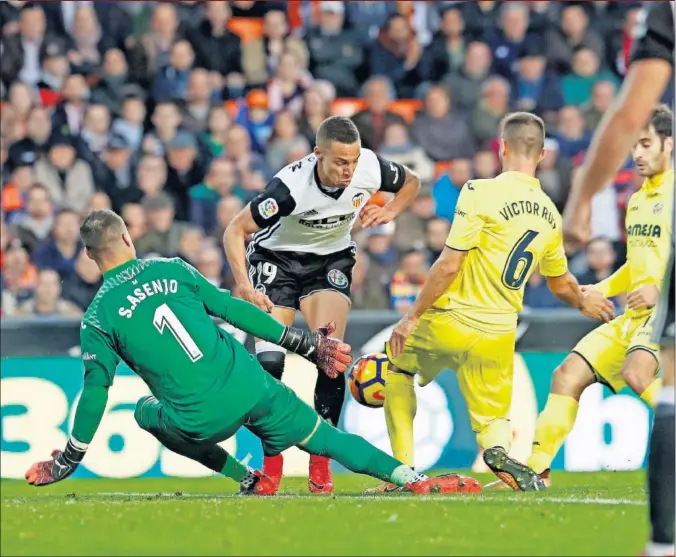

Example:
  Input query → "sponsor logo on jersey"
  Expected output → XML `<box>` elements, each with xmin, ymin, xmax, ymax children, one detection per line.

<box><xmin>258</xmin><ymin>198</ymin><xmax>279</xmax><ymax>220</ymax></box>
<box><xmin>352</xmin><ymin>193</ymin><xmax>365</xmax><ymax>208</ymax></box>
<box><xmin>82</xmin><ymin>353</ymin><xmax>97</xmax><ymax>361</ymax></box>
<box><xmin>299</xmin><ymin>213</ymin><xmax>355</xmax><ymax>230</ymax></box>
<box><xmin>654</xmin><ymin>202</ymin><xmax>664</xmax><ymax>215</ymax></box>
<box><xmin>327</xmin><ymin>269</ymin><xmax>349</xmax><ymax>289</ymax></box>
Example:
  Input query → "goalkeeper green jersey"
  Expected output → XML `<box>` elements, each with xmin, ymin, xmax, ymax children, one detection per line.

<box><xmin>74</xmin><ymin>257</ymin><xmax>286</xmax><ymax>443</ymax></box>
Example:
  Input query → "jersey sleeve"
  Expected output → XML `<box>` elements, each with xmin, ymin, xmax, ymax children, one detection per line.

<box><xmin>375</xmin><ymin>154</ymin><xmax>406</xmax><ymax>193</ymax></box>
<box><xmin>539</xmin><ymin>228</ymin><xmax>569</xmax><ymax>278</ymax></box>
<box><xmin>249</xmin><ymin>177</ymin><xmax>297</xmax><ymax>229</ymax></box>
<box><xmin>445</xmin><ymin>181</ymin><xmax>484</xmax><ymax>251</ymax></box>
<box><xmin>630</xmin><ymin>2</ymin><xmax>674</xmax><ymax>65</ymax></box>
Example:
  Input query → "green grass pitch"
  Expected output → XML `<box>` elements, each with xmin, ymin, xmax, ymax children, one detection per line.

<box><xmin>1</xmin><ymin>471</ymin><xmax>647</xmax><ymax>556</ymax></box>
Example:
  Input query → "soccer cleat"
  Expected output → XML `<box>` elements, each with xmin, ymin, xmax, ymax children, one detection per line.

<box><xmin>406</xmin><ymin>474</ymin><xmax>482</xmax><ymax>495</ymax></box>
<box><xmin>485</xmin><ymin>468</ymin><xmax>551</xmax><ymax>490</ymax></box>
<box><xmin>308</xmin><ymin>455</ymin><xmax>333</xmax><ymax>494</ymax></box>
<box><xmin>261</xmin><ymin>454</ymin><xmax>284</xmax><ymax>495</ymax></box>
<box><xmin>365</xmin><ymin>482</ymin><xmax>406</xmax><ymax>494</ymax></box>
<box><xmin>483</xmin><ymin>447</ymin><xmax>547</xmax><ymax>492</ymax></box>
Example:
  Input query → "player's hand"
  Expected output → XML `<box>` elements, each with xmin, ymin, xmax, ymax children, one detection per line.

<box><xmin>389</xmin><ymin>315</ymin><xmax>418</xmax><ymax>359</ymax></box>
<box><xmin>279</xmin><ymin>322</ymin><xmax>352</xmax><ymax>378</ymax></box>
<box><xmin>626</xmin><ymin>284</ymin><xmax>659</xmax><ymax>311</ymax></box>
<box><xmin>359</xmin><ymin>204</ymin><xmax>396</xmax><ymax>228</ymax></box>
<box><xmin>25</xmin><ymin>443</ymin><xmax>85</xmax><ymax>486</ymax></box>
<box><xmin>234</xmin><ymin>283</ymin><xmax>274</xmax><ymax>313</ymax></box>
<box><xmin>580</xmin><ymin>288</ymin><xmax>615</xmax><ymax>323</ymax></box>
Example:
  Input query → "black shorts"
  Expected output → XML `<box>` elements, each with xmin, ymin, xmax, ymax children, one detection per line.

<box><xmin>247</xmin><ymin>244</ymin><xmax>356</xmax><ymax>310</ymax></box>
<box><xmin>652</xmin><ymin>256</ymin><xmax>675</xmax><ymax>346</ymax></box>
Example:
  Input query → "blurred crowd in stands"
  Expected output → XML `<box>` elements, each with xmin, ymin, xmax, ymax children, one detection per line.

<box><xmin>1</xmin><ymin>0</ymin><xmax>673</xmax><ymax>319</ymax></box>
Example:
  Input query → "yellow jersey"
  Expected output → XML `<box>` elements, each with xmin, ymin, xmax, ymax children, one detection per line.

<box><xmin>435</xmin><ymin>171</ymin><xmax>568</xmax><ymax>334</ymax></box>
<box><xmin>596</xmin><ymin>169</ymin><xmax>674</xmax><ymax>319</ymax></box>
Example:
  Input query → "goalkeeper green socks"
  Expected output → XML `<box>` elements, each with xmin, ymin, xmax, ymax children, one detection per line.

<box><xmin>220</xmin><ymin>454</ymin><xmax>247</xmax><ymax>482</ymax></box>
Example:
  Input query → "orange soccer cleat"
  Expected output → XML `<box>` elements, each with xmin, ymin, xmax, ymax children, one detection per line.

<box><xmin>260</xmin><ymin>454</ymin><xmax>284</xmax><ymax>495</ymax></box>
<box><xmin>406</xmin><ymin>473</ymin><xmax>482</xmax><ymax>495</ymax></box>
<box><xmin>308</xmin><ymin>455</ymin><xmax>333</xmax><ymax>494</ymax></box>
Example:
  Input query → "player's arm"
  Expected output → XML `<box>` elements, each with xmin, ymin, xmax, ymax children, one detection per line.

<box><xmin>563</xmin><ymin>3</ymin><xmax>673</xmax><ymax>245</ymax></box>
<box><xmin>25</xmin><ymin>325</ymin><xmax>119</xmax><ymax>486</ymax></box>
<box><xmin>223</xmin><ymin>176</ymin><xmax>296</xmax><ymax>311</ymax></box>
<box><xmin>361</xmin><ymin>156</ymin><xmax>420</xmax><ymax>227</ymax></box>
<box><xmin>594</xmin><ymin>263</ymin><xmax>630</xmax><ymax>298</ymax></box>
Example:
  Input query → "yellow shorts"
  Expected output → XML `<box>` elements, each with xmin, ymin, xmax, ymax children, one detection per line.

<box><xmin>573</xmin><ymin>312</ymin><xmax>660</xmax><ymax>393</ymax></box>
<box><xmin>386</xmin><ymin>309</ymin><xmax>515</xmax><ymax>432</ymax></box>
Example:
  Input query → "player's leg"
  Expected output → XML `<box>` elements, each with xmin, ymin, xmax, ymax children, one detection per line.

<box><xmin>134</xmin><ymin>396</ymin><xmax>257</xmax><ymax>488</ymax></box>
<box><xmin>527</xmin><ymin>319</ymin><xmax>626</xmax><ymax>479</ymax></box>
<box><xmin>621</xmin><ymin>348</ymin><xmax>661</xmax><ymax>407</ymax></box>
<box><xmin>299</xmin><ymin>253</ymin><xmax>354</xmax><ymax>493</ymax></box>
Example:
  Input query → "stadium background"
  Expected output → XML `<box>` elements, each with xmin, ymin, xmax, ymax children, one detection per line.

<box><xmin>1</xmin><ymin>0</ymin><xmax>673</xmax><ymax>479</ymax></box>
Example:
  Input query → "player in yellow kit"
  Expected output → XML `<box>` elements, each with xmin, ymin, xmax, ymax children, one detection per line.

<box><xmin>526</xmin><ymin>105</ymin><xmax>674</xmax><ymax>485</ymax></box>
<box><xmin>374</xmin><ymin>112</ymin><xmax>614</xmax><ymax>493</ymax></box>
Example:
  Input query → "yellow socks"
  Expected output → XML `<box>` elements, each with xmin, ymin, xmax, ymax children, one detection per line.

<box><xmin>641</xmin><ymin>379</ymin><xmax>663</xmax><ymax>408</ymax></box>
<box><xmin>384</xmin><ymin>371</ymin><xmax>417</xmax><ymax>467</ymax></box>
<box><xmin>527</xmin><ymin>394</ymin><xmax>579</xmax><ymax>474</ymax></box>
<box><xmin>477</xmin><ymin>418</ymin><xmax>512</xmax><ymax>452</ymax></box>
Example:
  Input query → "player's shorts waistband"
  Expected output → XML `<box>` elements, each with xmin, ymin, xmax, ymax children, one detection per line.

<box><xmin>250</xmin><ymin>244</ymin><xmax>356</xmax><ymax>262</ymax></box>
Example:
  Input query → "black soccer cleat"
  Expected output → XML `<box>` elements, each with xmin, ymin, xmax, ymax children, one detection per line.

<box><xmin>483</xmin><ymin>448</ymin><xmax>547</xmax><ymax>492</ymax></box>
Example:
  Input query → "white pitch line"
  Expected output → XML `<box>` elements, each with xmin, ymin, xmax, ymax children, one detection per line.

<box><xmin>89</xmin><ymin>492</ymin><xmax>643</xmax><ymax>506</ymax></box>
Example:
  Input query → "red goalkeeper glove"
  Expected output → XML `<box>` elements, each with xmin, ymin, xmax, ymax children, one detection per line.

<box><xmin>279</xmin><ymin>321</ymin><xmax>352</xmax><ymax>378</ymax></box>
<box><xmin>25</xmin><ymin>440</ymin><xmax>86</xmax><ymax>487</ymax></box>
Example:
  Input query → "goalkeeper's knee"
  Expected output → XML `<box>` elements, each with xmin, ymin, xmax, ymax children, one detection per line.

<box><xmin>256</xmin><ymin>343</ymin><xmax>286</xmax><ymax>381</ymax></box>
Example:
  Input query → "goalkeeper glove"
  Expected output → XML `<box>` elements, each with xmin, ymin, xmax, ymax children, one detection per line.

<box><xmin>279</xmin><ymin>321</ymin><xmax>352</xmax><ymax>378</ymax></box>
<box><xmin>25</xmin><ymin>439</ymin><xmax>87</xmax><ymax>487</ymax></box>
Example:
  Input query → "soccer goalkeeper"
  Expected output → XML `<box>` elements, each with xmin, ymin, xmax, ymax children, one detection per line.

<box><xmin>25</xmin><ymin>209</ymin><xmax>478</xmax><ymax>496</ymax></box>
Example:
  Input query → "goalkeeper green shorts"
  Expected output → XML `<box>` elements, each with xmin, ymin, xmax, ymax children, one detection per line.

<box><xmin>134</xmin><ymin>372</ymin><xmax>319</xmax><ymax>455</ymax></box>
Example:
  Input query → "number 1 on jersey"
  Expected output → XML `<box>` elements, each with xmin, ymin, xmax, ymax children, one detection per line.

<box><xmin>501</xmin><ymin>229</ymin><xmax>539</xmax><ymax>290</ymax></box>
<box><xmin>153</xmin><ymin>303</ymin><xmax>204</xmax><ymax>362</ymax></box>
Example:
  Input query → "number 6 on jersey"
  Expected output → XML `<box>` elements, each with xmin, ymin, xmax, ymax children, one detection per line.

<box><xmin>153</xmin><ymin>303</ymin><xmax>204</xmax><ymax>362</ymax></box>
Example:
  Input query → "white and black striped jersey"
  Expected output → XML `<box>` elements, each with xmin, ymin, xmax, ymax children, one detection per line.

<box><xmin>248</xmin><ymin>148</ymin><xmax>406</xmax><ymax>255</ymax></box>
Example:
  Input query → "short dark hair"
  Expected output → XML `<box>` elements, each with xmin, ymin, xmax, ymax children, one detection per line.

<box><xmin>649</xmin><ymin>104</ymin><xmax>673</xmax><ymax>143</ymax></box>
<box><xmin>316</xmin><ymin>116</ymin><xmax>360</xmax><ymax>148</ymax></box>
<box><xmin>80</xmin><ymin>209</ymin><xmax>126</xmax><ymax>258</ymax></box>
<box><xmin>501</xmin><ymin>111</ymin><xmax>545</xmax><ymax>157</ymax></box>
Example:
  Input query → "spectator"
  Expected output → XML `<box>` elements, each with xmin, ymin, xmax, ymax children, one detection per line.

<box><xmin>182</xmin><ymin>68</ymin><xmax>218</xmax><ymax>134</ymax></box>
<box><xmin>61</xmin><ymin>249</ymin><xmax>102</xmax><ymax>311</ymax></box>
<box><xmin>14</xmin><ymin>184</ymin><xmax>54</xmax><ymax>255</ymax></box>
<box><xmin>390</xmin><ymin>248</ymin><xmax>428</xmax><ymax>314</ymax></box>
<box><xmin>143</xmin><ymin>101</ymin><xmax>183</xmax><ymax>157</ymax></box>
<box><xmin>581</xmin><ymin>80</ymin><xmax>616</xmax><ymax>132</ymax></box>
<box><xmin>34</xmin><ymin>134</ymin><xmax>95</xmax><ymax>212</ymax></box>
<box><xmin>36</xmin><ymin>37</ymin><xmax>71</xmax><ymax>108</ymax></box>
<box><xmin>576</xmin><ymin>237</ymin><xmax>617</xmax><ymax>287</ymax></box>
<box><xmin>350</xmin><ymin>250</ymin><xmax>372</xmax><ymax>310</ymax></box>
<box><xmin>91</xmin><ymin>48</ymin><xmax>131</xmax><ymax>116</ymax></box>
<box><xmin>164</xmin><ymin>131</ymin><xmax>208</xmax><ymax>219</ymax></box>
<box><xmin>211</xmin><ymin>195</ymin><xmax>244</xmax><ymax>242</ymax></box>
<box><xmin>125</xmin><ymin>154</ymin><xmax>168</xmax><ymax>206</ymax></box>
<box><xmin>512</xmin><ymin>44</ymin><xmax>563</xmax><ymax>116</ymax></box>
<box><xmin>345</xmin><ymin>2</ymin><xmax>397</xmax><ymax>43</ymax></box>
<box><xmin>433</xmin><ymin>158</ymin><xmax>472</xmax><ymax>223</ymax></box>
<box><xmin>487</xmin><ymin>2</ymin><xmax>535</xmax><ymax>79</ymax></box>
<box><xmin>536</xmin><ymin>139</ymin><xmax>566</xmax><ymax>209</ymax></box>
<box><xmin>1</xmin><ymin>245</ymin><xmax>39</xmax><ymax>310</ymax></box>
<box><xmin>136</xmin><ymin>193</ymin><xmax>189</xmax><ymax>257</ymax></box>
<box><xmin>33</xmin><ymin>209</ymin><xmax>82</xmax><ymax>280</ymax></box>
<box><xmin>474</xmin><ymin>149</ymin><xmax>499</xmax><ymax>179</ymax></box>
<box><xmin>470</xmin><ymin>76</ymin><xmax>510</xmax><ymax>147</ymax></box>
<box><xmin>0</xmin><ymin>3</ymin><xmax>51</xmax><ymax>88</ymax></box>
<box><xmin>189</xmin><ymin>158</ymin><xmax>239</xmax><ymax>232</ymax></box>
<box><xmin>79</xmin><ymin>103</ymin><xmax>111</xmax><ymax>161</ymax></box>
<box><xmin>412</xmin><ymin>85</ymin><xmax>474</xmax><ymax>162</ymax></box>
<box><xmin>527</xmin><ymin>1</ymin><xmax>559</xmax><ymax>35</ymax></box>
<box><xmin>236</xmin><ymin>89</ymin><xmax>275</xmax><ymax>155</ymax></box>
<box><xmin>112</xmin><ymin>95</ymin><xmax>147</xmax><ymax>152</ymax></box>
<box><xmin>223</xmin><ymin>125</ymin><xmax>271</xmax><ymax>200</ymax></box>
<box><xmin>121</xmin><ymin>202</ymin><xmax>147</xmax><ymax>242</ymax></box>
<box><xmin>425</xmin><ymin>216</ymin><xmax>451</xmax><ymax>263</ymax></box>
<box><xmin>97</xmin><ymin>133</ymin><xmax>136</xmax><ymax>210</ymax></box>
<box><xmin>461</xmin><ymin>1</ymin><xmax>502</xmax><ymax>41</ymax></box>
<box><xmin>177</xmin><ymin>225</ymin><xmax>205</xmax><ymax>264</ymax></box>
<box><xmin>305</xmin><ymin>2</ymin><xmax>362</xmax><ymax>97</ymax></box>
<box><xmin>369</xmin><ymin>13</ymin><xmax>422</xmax><ymax>98</ymax></box>
<box><xmin>298</xmin><ymin>86</ymin><xmax>331</xmax><ymax>149</ymax></box>
<box><xmin>442</xmin><ymin>41</ymin><xmax>493</xmax><ymax>113</ymax></box>
<box><xmin>422</xmin><ymin>7</ymin><xmax>466</xmax><ymax>83</ymax></box>
<box><xmin>554</xmin><ymin>106</ymin><xmax>591</xmax><ymax>159</ymax></box>
<box><xmin>8</xmin><ymin>107</ymin><xmax>52</xmax><ymax>168</ymax></box>
<box><xmin>67</xmin><ymin>5</ymin><xmax>105</xmax><ymax>76</ymax></box>
<box><xmin>363</xmin><ymin>224</ymin><xmax>399</xmax><ymax>310</ymax></box>
<box><xmin>195</xmin><ymin>245</ymin><xmax>225</xmax><ymax>287</ymax></box>
<box><xmin>51</xmin><ymin>73</ymin><xmax>90</xmax><ymax>136</ymax></box>
<box><xmin>127</xmin><ymin>2</ymin><xmax>181</xmax><ymax>87</ymax></box>
<box><xmin>606</xmin><ymin>6</ymin><xmax>642</xmax><ymax>78</ymax></box>
<box><xmin>7</xmin><ymin>81</ymin><xmax>36</xmax><ymax>124</ymax></box>
<box><xmin>379</xmin><ymin>122</ymin><xmax>434</xmax><ymax>185</ymax></box>
<box><xmin>85</xmin><ymin>192</ymin><xmax>112</xmax><ymax>214</ymax></box>
<box><xmin>392</xmin><ymin>187</ymin><xmax>436</xmax><ymax>252</ymax></box>
<box><xmin>352</xmin><ymin>77</ymin><xmax>406</xmax><ymax>151</ymax></box>
<box><xmin>151</xmin><ymin>39</ymin><xmax>195</xmax><ymax>103</ymax></box>
<box><xmin>524</xmin><ymin>268</ymin><xmax>566</xmax><ymax>309</ymax></box>
<box><xmin>562</xmin><ymin>47</ymin><xmax>618</xmax><ymax>107</ymax></box>
<box><xmin>189</xmin><ymin>1</ymin><xmax>242</xmax><ymax>81</ymax></box>
<box><xmin>2</xmin><ymin>161</ymin><xmax>35</xmax><ymax>223</ymax></box>
<box><xmin>544</xmin><ymin>4</ymin><xmax>605</xmax><ymax>74</ymax></box>
<box><xmin>243</xmin><ymin>8</ymin><xmax>308</xmax><ymax>89</ymax></box>
<box><xmin>266</xmin><ymin>111</ymin><xmax>309</xmax><ymax>173</ymax></box>
<box><xmin>15</xmin><ymin>268</ymin><xmax>82</xmax><ymax>317</ymax></box>
<box><xmin>201</xmin><ymin>105</ymin><xmax>231</xmax><ymax>157</ymax></box>
<box><xmin>267</xmin><ymin>50</ymin><xmax>314</xmax><ymax>118</ymax></box>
